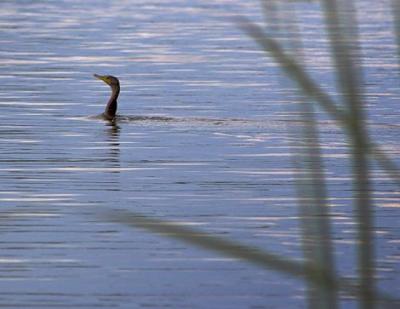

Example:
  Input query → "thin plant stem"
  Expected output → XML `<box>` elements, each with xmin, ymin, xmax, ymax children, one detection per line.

<box><xmin>391</xmin><ymin>0</ymin><xmax>400</xmax><ymax>64</ymax></box>
<box><xmin>319</xmin><ymin>1</ymin><xmax>374</xmax><ymax>307</ymax></box>
<box><xmin>266</xmin><ymin>3</ymin><xmax>338</xmax><ymax>307</ymax></box>
<box><xmin>297</xmin><ymin>101</ymin><xmax>337</xmax><ymax>309</ymax></box>
<box><xmin>237</xmin><ymin>19</ymin><xmax>400</xmax><ymax>187</ymax></box>
<box><xmin>100</xmin><ymin>209</ymin><xmax>399</xmax><ymax>307</ymax></box>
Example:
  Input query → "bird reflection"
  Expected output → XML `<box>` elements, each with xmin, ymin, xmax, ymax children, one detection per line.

<box><xmin>104</xmin><ymin>121</ymin><xmax>121</xmax><ymax>172</ymax></box>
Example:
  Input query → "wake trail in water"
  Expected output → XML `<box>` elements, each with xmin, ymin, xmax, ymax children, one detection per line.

<box><xmin>69</xmin><ymin>114</ymin><xmax>279</xmax><ymax>129</ymax></box>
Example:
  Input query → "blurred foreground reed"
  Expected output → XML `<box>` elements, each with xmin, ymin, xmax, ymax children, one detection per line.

<box><xmin>102</xmin><ymin>1</ymin><xmax>400</xmax><ymax>308</ymax></box>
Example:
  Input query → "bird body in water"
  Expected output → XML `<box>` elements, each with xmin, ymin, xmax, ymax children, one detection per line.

<box><xmin>94</xmin><ymin>74</ymin><xmax>120</xmax><ymax>121</ymax></box>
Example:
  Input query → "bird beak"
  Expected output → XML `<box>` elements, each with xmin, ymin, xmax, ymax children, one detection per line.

<box><xmin>94</xmin><ymin>74</ymin><xmax>109</xmax><ymax>84</ymax></box>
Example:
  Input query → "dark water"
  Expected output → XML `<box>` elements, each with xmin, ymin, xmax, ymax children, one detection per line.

<box><xmin>0</xmin><ymin>0</ymin><xmax>399</xmax><ymax>308</ymax></box>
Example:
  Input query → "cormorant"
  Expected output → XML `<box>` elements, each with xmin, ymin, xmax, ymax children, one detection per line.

<box><xmin>94</xmin><ymin>74</ymin><xmax>120</xmax><ymax>121</ymax></box>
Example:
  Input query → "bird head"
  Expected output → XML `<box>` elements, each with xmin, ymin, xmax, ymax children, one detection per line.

<box><xmin>94</xmin><ymin>74</ymin><xmax>120</xmax><ymax>88</ymax></box>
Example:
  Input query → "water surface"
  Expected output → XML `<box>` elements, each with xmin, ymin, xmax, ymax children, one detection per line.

<box><xmin>0</xmin><ymin>0</ymin><xmax>399</xmax><ymax>308</ymax></box>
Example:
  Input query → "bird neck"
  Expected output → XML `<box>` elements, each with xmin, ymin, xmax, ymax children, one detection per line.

<box><xmin>104</xmin><ymin>86</ymin><xmax>120</xmax><ymax>120</ymax></box>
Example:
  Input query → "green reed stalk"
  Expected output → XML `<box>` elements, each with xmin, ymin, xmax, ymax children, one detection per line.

<box><xmin>100</xmin><ymin>209</ymin><xmax>398</xmax><ymax>307</ymax></box>
<box><xmin>320</xmin><ymin>1</ymin><xmax>374</xmax><ymax>307</ymax></box>
<box><xmin>391</xmin><ymin>0</ymin><xmax>400</xmax><ymax>62</ymax></box>
<box><xmin>238</xmin><ymin>19</ymin><xmax>400</xmax><ymax>186</ymax></box>
<box><xmin>260</xmin><ymin>2</ymin><xmax>337</xmax><ymax>307</ymax></box>
<box><xmin>99</xmin><ymin>2</ymin><xmax>400</xmax><ymax>308</ymax></box>
<box><xmin>296</xmin><ymin>101</ymin><xmax>337</xmax><ymax>309</ymax></box>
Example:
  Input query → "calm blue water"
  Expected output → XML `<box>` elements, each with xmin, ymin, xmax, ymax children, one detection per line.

<box><xmin>0</xmin><ymin>0</ymin><xmax>399</xmax><ymax>308</ymax></box>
